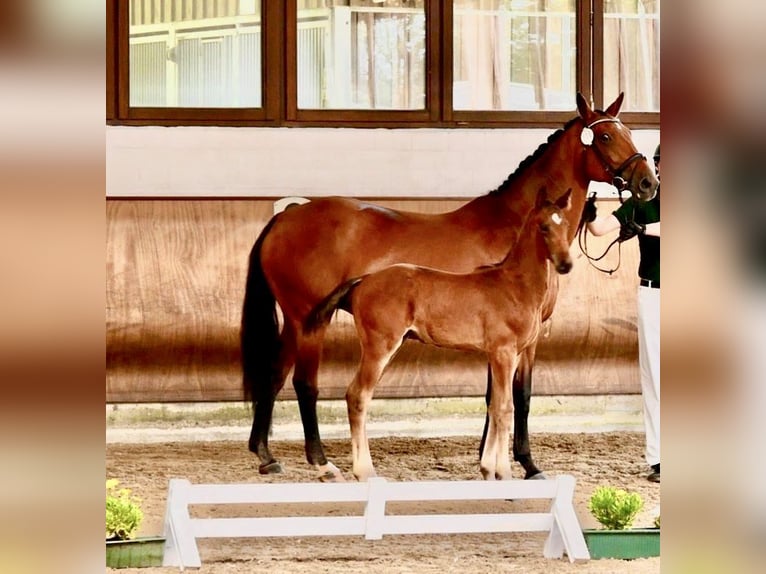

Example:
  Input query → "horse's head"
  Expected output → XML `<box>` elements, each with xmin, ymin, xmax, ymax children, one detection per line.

<box><xmin>576</xmin><ymin>93</ymin><xmax>659</xmax><ymax>202</ymax></box>
<box><xmin>534</xmin><ymin>187</ymin><xmax>573</xmax><ymax>275</ymax></box>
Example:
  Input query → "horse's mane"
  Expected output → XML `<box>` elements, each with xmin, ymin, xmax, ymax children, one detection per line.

<box><xmin>487</xmin><ymin>117</ymin><xmax>580</xmax><ymax>196</ymax></box>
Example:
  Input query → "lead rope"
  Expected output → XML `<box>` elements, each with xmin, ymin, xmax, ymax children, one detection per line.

<box><xmin>577</xmin><ymin>220</ymin><xmax>622</xmax><ymax>275</ymax></box>
<box><xmin>576</xmin><ymin>191</ymin><xmax>634</xmax><ymax>275</ymax></box>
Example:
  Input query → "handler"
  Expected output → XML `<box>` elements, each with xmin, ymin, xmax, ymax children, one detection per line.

<box><xmin>581</xmin><ymin>144</ymin><xmax>661</xmax><ymax>483</ymax></box>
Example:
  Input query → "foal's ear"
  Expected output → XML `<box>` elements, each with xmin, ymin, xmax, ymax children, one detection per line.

<box><xmin>555</xmin><ymin>188</ymin><xmax>572</xmax><ymax>211</ymax></box>
<box><xmin>605</xmin><ymin>92</ymin><xmax>624</xmax><ymax>117</ymax></box>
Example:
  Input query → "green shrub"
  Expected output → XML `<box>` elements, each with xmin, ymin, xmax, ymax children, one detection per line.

<box><xmin>106</xmin><ymin>478</ymin><xmax>144</xmax><ymax>540</ymax></box>
<box><xmin>588</xmin><ymin>486</ymin><xmax>644</xmax><ymax>530</ymax></box>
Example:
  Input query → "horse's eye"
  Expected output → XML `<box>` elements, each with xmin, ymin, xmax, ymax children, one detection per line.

<box><xmin>600</xmin><ymin>132</ymin><xmax>611</xmax><ymax>143</ymax></box>
<box><xmin>540</xmin><ymin>223</ymin><xmax>550</xmax><ymax>234</ymax></box>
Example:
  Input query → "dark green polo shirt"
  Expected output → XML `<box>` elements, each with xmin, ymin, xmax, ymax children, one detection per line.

<box><xmin>613</xmin><ymin>189</ymin><xmax>660</xmax><ymax>283</ymax></box>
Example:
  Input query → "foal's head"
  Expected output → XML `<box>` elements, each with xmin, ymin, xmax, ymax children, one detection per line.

<box><xmin>533</xmin><ymin>188</ymin><xmax>573</xmax><ymax>275</ymax></box>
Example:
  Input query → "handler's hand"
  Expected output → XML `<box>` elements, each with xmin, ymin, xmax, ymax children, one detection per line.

<box><xmin>618</xmin><ymin>220</ymin><xmax>645</xmax><ymax>242</ymax></box>
<box><xmin>581</xmin><ymin>194</ymin><xmax>597</xmax><ymax>224</ymax></box>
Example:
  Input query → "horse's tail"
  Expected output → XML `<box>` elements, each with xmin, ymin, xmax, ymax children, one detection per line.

<box><xmin>241</xmin><ymin>214</ymin><xmax>282</xmax><ymax>404</ymax></box>
<box><xmin>304</xmin><ymin>277</ymin><xmax>364</xmax><ymax>333</ymax></box>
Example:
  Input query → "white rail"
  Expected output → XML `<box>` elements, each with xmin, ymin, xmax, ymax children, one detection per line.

<box><xmin>162</xmin><ymin>474</ymin><xmax>590</xmax><ymax>569</ymax></box>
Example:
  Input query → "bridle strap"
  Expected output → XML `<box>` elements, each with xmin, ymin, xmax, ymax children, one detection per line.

<box><xmin>583</xmin><ymin>118</ymin><xmax>646</xmax><ymax>195</ymax></box>
<box><xmin>576</xmin><ymin>118</ymin><xmax>647</xmax><ymax>273</ymax></box>
<box><xmin>586</xmin><ymin>117</ymin><xmax>620</xmax><ymax>129</ymax></box>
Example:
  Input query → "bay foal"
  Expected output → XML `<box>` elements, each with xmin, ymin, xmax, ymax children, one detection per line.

<box><xmin>306</xmin><ymin>188</ymin><xmax>573</xmax><ymax>481</ymax></box>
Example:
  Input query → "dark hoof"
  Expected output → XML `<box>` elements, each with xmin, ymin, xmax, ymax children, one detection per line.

<box><xmin>525</xmin><ymin>471</ymin><xmax>548</xmax><ymax>480</ymax></box>
<box><xmin>258</xmin><ymin>460</ymin><xmax>283</xmax><ymax>475</ymax></box>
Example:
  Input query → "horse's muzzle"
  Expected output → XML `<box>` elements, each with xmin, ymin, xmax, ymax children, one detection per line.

<box><xmin>635</xmin><ymin>173</ymin><xmax>659</xmax><ymax>201</ymax></box>
<box><xmin>556</xmin><ymin>260</ymin><xmax>573</xmax><ymax>274</ymax></box>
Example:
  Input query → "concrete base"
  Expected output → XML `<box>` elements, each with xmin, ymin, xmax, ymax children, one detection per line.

<box><xmin>106</xmin><ymin>395</ymin><xmax>644</xmax><ymax>444</ymax></box>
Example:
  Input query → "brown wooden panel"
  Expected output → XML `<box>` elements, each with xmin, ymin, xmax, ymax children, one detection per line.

<box><xmin>106</xmin><ymin>199</ymin><xmax>639</xmax><ymax>403</ymax></box>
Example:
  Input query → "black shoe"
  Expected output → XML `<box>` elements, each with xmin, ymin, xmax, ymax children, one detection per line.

<box><xmin>647</xmin><ymin>463</ymin><xmax>660</xmax><ymax>483</ymax></box>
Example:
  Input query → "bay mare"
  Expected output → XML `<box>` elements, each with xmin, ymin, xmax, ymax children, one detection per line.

<box><xmin>241</xmin><ymin>92</ymin><xmax>659</xmax><ymax>481</ymax></box>
<box><xmin>305</xmin><ymin>188</ymin><xmax>574</xmax><ymax>482</ymax></box>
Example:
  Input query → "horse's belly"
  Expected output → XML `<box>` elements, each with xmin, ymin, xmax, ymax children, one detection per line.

<box><xmin>409</xmin><ymin>322</ymin><xmax>486</xmax><ymax>353</ymax></box>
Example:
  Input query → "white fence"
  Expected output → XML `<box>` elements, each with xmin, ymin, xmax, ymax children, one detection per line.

<box><xmin>162</xmin><ymin>474</ymin><xmax>590</xmax><ymax>569</ymax></box>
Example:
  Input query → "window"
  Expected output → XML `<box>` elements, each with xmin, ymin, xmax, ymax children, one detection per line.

<box><xmin>296</xmin><ymin>1</ymin><xmax>427</xmax><ymax>110</ymax></box>
<box><xmin>128</xmin><ymin>0</ymin><xmax>263</xmax><ymax>108</ymax></box>
<box><xmin>453</xmin><ymin>0</ymin><xmax>577</xmax><ymax>112</ymax></box>
<box><xmin>107</xmin><ymin>0</ymin><xmax>660</xmax><ymax>127</ymax></box>
<box><xmin>601</xmin><ymin>0</ymin><xmax>660</xmax><ymax>112</ymax></box>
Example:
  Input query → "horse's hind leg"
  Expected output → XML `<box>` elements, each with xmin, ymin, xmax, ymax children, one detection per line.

<box><xmin>513</xmin><ymin>345</ymin><xmax>545</xmax><ymax>479</ymax></box>
<box><xmin>249</xmin><ymin>320</ymin><xmax>296</xmax><ymax>474</ymax></box>
<box><xmin>292</xmin><ymin>326</ymin><xmax>343</xmax><ymax>482</ymax></box>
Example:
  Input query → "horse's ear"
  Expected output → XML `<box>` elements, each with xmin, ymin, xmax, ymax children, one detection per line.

<box><xmin>555</xmin><ymin>188</ymin><xmax>573</xmax><ymax>211</ymax></box>
<box><xmin>576</xmin><ymin>92</ymin><xmax>597</xmax><ymax>124</ymax></box>
<box><xmin>535</xmin><ymin>187</ymin><xmax>548</xmax><ymax>210</ymax></box>
<box><xmin>605</xmin><ymin>92</ymin><xmax>624</xmax><ymax>117</ymax></box>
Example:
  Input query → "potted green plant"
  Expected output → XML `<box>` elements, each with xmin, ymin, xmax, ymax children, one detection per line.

<box><xmin>106</xmin><ymin>479</ymin><xmax>165</xmax><ymax>568</ymax></box>
<box><xmin>582</xmin><ymin>485</ymin><xmax>660</xmax><ymax>560</ymax></box>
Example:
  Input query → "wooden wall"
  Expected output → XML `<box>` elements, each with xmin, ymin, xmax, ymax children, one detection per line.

<box><xmin>106</xmin><ymin>198</ymin><xmax>640</xmax><ymax>403</ymax></box>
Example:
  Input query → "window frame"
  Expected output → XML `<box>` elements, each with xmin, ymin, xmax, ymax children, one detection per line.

<box><xmin>111</xmin><ymin>0</ymin><xmax>283</xmax><ymax>125</ymax></box>
<box><xmin>106</xmin><ymin>0</ymin><xmax>659</xmax><ymax>128</ymax></box>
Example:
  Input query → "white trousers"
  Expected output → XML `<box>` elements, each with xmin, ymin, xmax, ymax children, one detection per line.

<box><xmin>637</xmin><ymin>285</ymin><xmax>661</xmax><ymax>466</ymax></box>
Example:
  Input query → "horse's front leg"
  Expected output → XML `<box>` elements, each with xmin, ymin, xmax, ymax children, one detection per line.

<box><xmin>481</xmin><ymin>349</ymin><xmax>516</xmax><ymax>481</ymax></box>
<box><xmin>293</xmin><ymin>326</ymin><xmax>343</xmax><ymax>482</ymax></box>
<box><xmin>513</xmin><ymin>344</ymin><xmax>545</xmax><ymax>479</ymax></box>
<box><xmin>478</xmin><ymin>363</ymin><xmax>492</xmax><ymax>460</ymax></box>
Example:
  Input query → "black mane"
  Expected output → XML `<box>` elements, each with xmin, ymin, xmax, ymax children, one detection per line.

<box><xmin>487</xmin><ymin>117</ymin><xmax>580</xmax><ymax>196</ymax></box>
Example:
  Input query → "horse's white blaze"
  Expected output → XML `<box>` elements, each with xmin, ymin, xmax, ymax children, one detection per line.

<box><xmin>551</xmin><ymin>213</ymin><xmax>562</xmax><ymax>225</ymax></box>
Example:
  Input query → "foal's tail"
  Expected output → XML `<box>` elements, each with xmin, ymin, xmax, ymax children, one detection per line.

<box><xmin>241</xmin><ymin>214</ymin><xmax>282</xmax><ymax>404</ymax></box>
<box><xmin>304</xmin><ymin>277</ymin><xmax>363</xmax><ymax>333</ymax></box>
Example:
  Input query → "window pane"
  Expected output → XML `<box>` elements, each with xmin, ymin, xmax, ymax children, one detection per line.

<box><xmin>604</xmin><ymin>0</ymin><xmax>660</xmax><ymax>112</ymax></box>
<box><xmin>454</xmin><ymin>0</ymin><xmax>576</xmax><ymax>111</ymax></box>
<box><xmin>297</xmin><ymin>0</ymin><xmax>426</xmax><ymax>110</ymax></box>
<box><xmin>129</xmin><ymin>0</ymin><xmax>262</xmax><ymax>108</ymax></box>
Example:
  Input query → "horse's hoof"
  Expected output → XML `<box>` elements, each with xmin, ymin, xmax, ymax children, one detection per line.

<box><xmin>353</xmin><ymin>473</ymin><xmax>376</xmax><ymax>482</ymax></box>
<box><xmin>480</xmin><ymin>469</ymin><xmax>496</xmax><ymax>481</ymax></box>
<box><xmin>316</xmin><ymin>461</ymin><xmax>345</xmax><ymax>483</ymax></box>
<box><xmin>258</xmin><ymin>460</ymin><xmax>283</xmax><ymax>475</ymax></box>
<box><xmin>318</xmin><ymin>470</ymin><xmax>345</xmax><ymax>483</ymax></box>
<box><xmin>526</xmin><ymin>471</ymin><xmax>547</xmax><ymax>480</ymax></box>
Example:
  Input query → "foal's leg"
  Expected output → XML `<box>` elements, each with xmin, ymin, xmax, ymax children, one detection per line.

<box><xmin>513</xmin><ymin>344</ymin><xmax>545</xmax><ymax>479</ymax></box>
<box><xmin>292</xmin><ymin>325</ymin><xmax>343</xmax><ymax>482</ymax></box>
<box><xmin>346</xmin><ymin>357</ymin><xmax>387</xmax><ymax>482</ymax></box>
<box><xmin>249</xmin><ymin>319</ymin><xmax>296</xmax><ymax>474</ymax></box>
<box><xmin>480</xmin><ymin>349</ymin><xmax>516</xmax><ymax>481</ymax></box>
<box><xmin>347</xmin><ymin>333</ymin><xmax>402</xmax><ymax>482</ymax></box>
<box><xmin>481</xmin><ymin>345</ymin><xmax>546</xmax><ymax>479</ymax></box>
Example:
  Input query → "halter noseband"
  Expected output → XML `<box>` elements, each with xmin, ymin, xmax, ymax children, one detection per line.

<box><xmin>581</xmin><ymin>117</ymin><xmax>645</xmax><ymax>195</ymax></box>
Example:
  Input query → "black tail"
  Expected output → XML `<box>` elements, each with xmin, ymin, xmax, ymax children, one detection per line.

<box><xmin>304</xmin><ymin>277</ymin><xmax>363</xmax><ymax>333</ymax></box>
<box><xmin>241</xmin><ymin>214</ymin><xmax>282</xmax><ymax>404</ymax></box>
